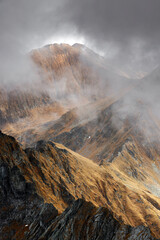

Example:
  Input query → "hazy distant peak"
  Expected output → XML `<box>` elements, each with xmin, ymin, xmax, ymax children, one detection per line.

<box><xmin>72</xmin><ymin>43</ymin><xmax>85</xmax><ymax>48</ymax></box>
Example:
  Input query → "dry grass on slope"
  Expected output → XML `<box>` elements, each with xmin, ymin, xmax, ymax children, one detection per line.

<box><xmin>1</xmin><ymin>131</ymin><xmax>160</xmax><ymax>238</ymax></box>
<box><xmin>18</xmin><ymin>141</ymin><xmax>160</xmax><ymax>238</ymax></box>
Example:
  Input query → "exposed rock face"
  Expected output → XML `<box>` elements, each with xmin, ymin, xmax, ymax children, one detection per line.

<box><xmin>0</xmin><ymin>131</ymin><xmax>58</xmax><ymax>240</ymax></box>
<box><xmin>27</xmin><ymin>199</ymin><xmax>155</xmax><ymax>240</ymax></box>
<box><xmin>0</xmin><ymin>165</ymin><xmax>58</xmax><ymax>240</ymax></box>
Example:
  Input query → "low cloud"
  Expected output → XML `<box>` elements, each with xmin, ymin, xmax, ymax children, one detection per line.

<box><xmin>1</xmin><ymin>0</ymin><xmax>160</xmax><ymax>86</ymax></box>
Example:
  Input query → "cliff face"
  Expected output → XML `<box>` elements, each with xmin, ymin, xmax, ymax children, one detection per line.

<box><xmin>27</xmin><ymin>199</ymin><xmax>155</xmax><ymax>240</ymax></box>
<box><xmin>0</xmin><ymin>131</ymin><xmax>58</xmax><ymax>240</ymax></box>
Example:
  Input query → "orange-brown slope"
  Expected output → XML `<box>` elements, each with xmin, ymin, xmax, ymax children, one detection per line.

<box><xmin>32</xmin><ymin>43</ymin><xmax>101</xmax><ymax>93</ymax></box>
<box><xmin>44</xmin><ymin>98</ymin><xmax>160</xmax><ymax>209</ymax></box>
<box><xmin>8</xmin><ymin>95</ymin><xmax>160</xmax><ymax>236</ymax></box>
<box><xmin>1</xmin><ymin>131</ymin><xmax>160</xmax><ymax>238</ymax></box>
<box><xmin>4</xmin><ymin>86</ymin><xmax>160</xmax><ymax>202</ymax></box>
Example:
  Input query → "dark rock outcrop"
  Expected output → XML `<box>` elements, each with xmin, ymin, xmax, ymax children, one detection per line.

<box><xmin>26</xmin><ymin>199</ymin><xmax>156</xmax><ymax>240</ymax></box>
<box><xmin>0</xmin><ymin>158</ymin><xmax>58</xmax><ymax>240</ymax></box>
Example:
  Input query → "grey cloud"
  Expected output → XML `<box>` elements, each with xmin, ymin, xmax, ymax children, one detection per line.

<box><xmin>0</xmin><ymin>0</ymin><xmax>160</xmax><ymax>83</ymax></box>
<box><xmin>60</xmin><ymin>0</ymin><xmax>160</xmax><ymax>74</ymax></box>
<box><xmin>0</xmin><ymin>0</ymin><xmax>66</xmax><ymax>88</ymax></box>
<box><xmin>64</xmin><ymin>0</ymin><xmax>160</xmax><ymax>41</ymax></box>
<box><xmin>1</xmin><ymin>0</ymin><xmax>160</xmax><ymax>143</ymax></box>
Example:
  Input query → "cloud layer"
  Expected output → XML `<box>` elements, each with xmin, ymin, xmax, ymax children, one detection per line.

<box><xmin>1</xmin><ymin>0</ymin><xmax>160</xmax><ymax>142</ymax></box>
<box><xmin>0</xmin><ymin>0</ymin><xmax>160</xmax><ymax>78</ymax></box>
<box><xmin>61</xmin><ymin>0</ymin><xmax>160</xmax><ymax>73</ymax></box>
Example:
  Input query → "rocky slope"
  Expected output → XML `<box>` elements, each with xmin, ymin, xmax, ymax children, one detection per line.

<box><xmin>0</xmin><ymin>131</ymin><xmax>160</xmax><ymax>239</ymax></box>
<box><xmin>27</xmin><ymin>199</ymin><xmax>155</xmax><ymax>240</ymax></box>
<box><xmin>5</xmin><ymin>91</ymin><xmax>160</xmax><ymax>239</ymax></box>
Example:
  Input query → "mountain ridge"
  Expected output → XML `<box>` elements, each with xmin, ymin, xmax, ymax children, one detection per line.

<box><xmin>0</xmin><ymin>133</ymin><xmax>160</xmax><ymax>236</ymax></box>
<box><xmin>1</xmin><ymin>43</ymin><xmax>160</xmax><ymax>239</ymax></box>
<box><xmin>0</xmin><ymin>131</ymin><xmax>159</xmax><ymax>239</ymax></box>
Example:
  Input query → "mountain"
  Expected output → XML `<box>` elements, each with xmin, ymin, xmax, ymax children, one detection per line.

<box><xmin>31</xmin><ymin>43</ymin><xmax>134</xmax><ymax>101</ymax></box>
<box><xmin>1</xmin><ymin>43</ymin><xmax>160</xmax><ymax>239</ymax></box>
<box><xmin>1</xmin><ymin>43</ymin><xmax>133</xmax><ymax>144</ymax></box>
<box><xmin>0</xmin><ymin>131</ymin><xmax>158</xmax><ymax>239</ymax></box>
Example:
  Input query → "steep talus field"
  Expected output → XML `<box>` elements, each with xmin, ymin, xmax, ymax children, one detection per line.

<box><xmin>0</xmin><ymin>131</ymin><xmax>160</xmax><ymax>239</ymax></box>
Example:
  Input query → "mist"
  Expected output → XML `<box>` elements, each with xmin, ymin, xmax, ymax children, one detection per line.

<box><xmin>0</xmin><ymin>0</ymin><xmax>65</xmax><ymax>92</ymax></box>
<box><xmin>1</xmin><ymin>0</ymin><xmax>160</xmax><ymax>143</ymax></box>
<box><xmin>1</xmin><ymin>0</ymin><xmax>160</xmax><ymax>86</ymax></box>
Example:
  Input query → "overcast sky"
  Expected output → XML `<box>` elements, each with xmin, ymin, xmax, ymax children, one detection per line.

<box><xmin>0</xmin><ymin>0</ymin><xmax>160</xmax><ymax>76</ymax></box>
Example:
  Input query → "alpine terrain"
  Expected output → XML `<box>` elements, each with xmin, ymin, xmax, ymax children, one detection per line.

<box><xmin>1</xmin><ymin>43</ymin><xmax>160</xmax><ymax>240</ymax></box>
